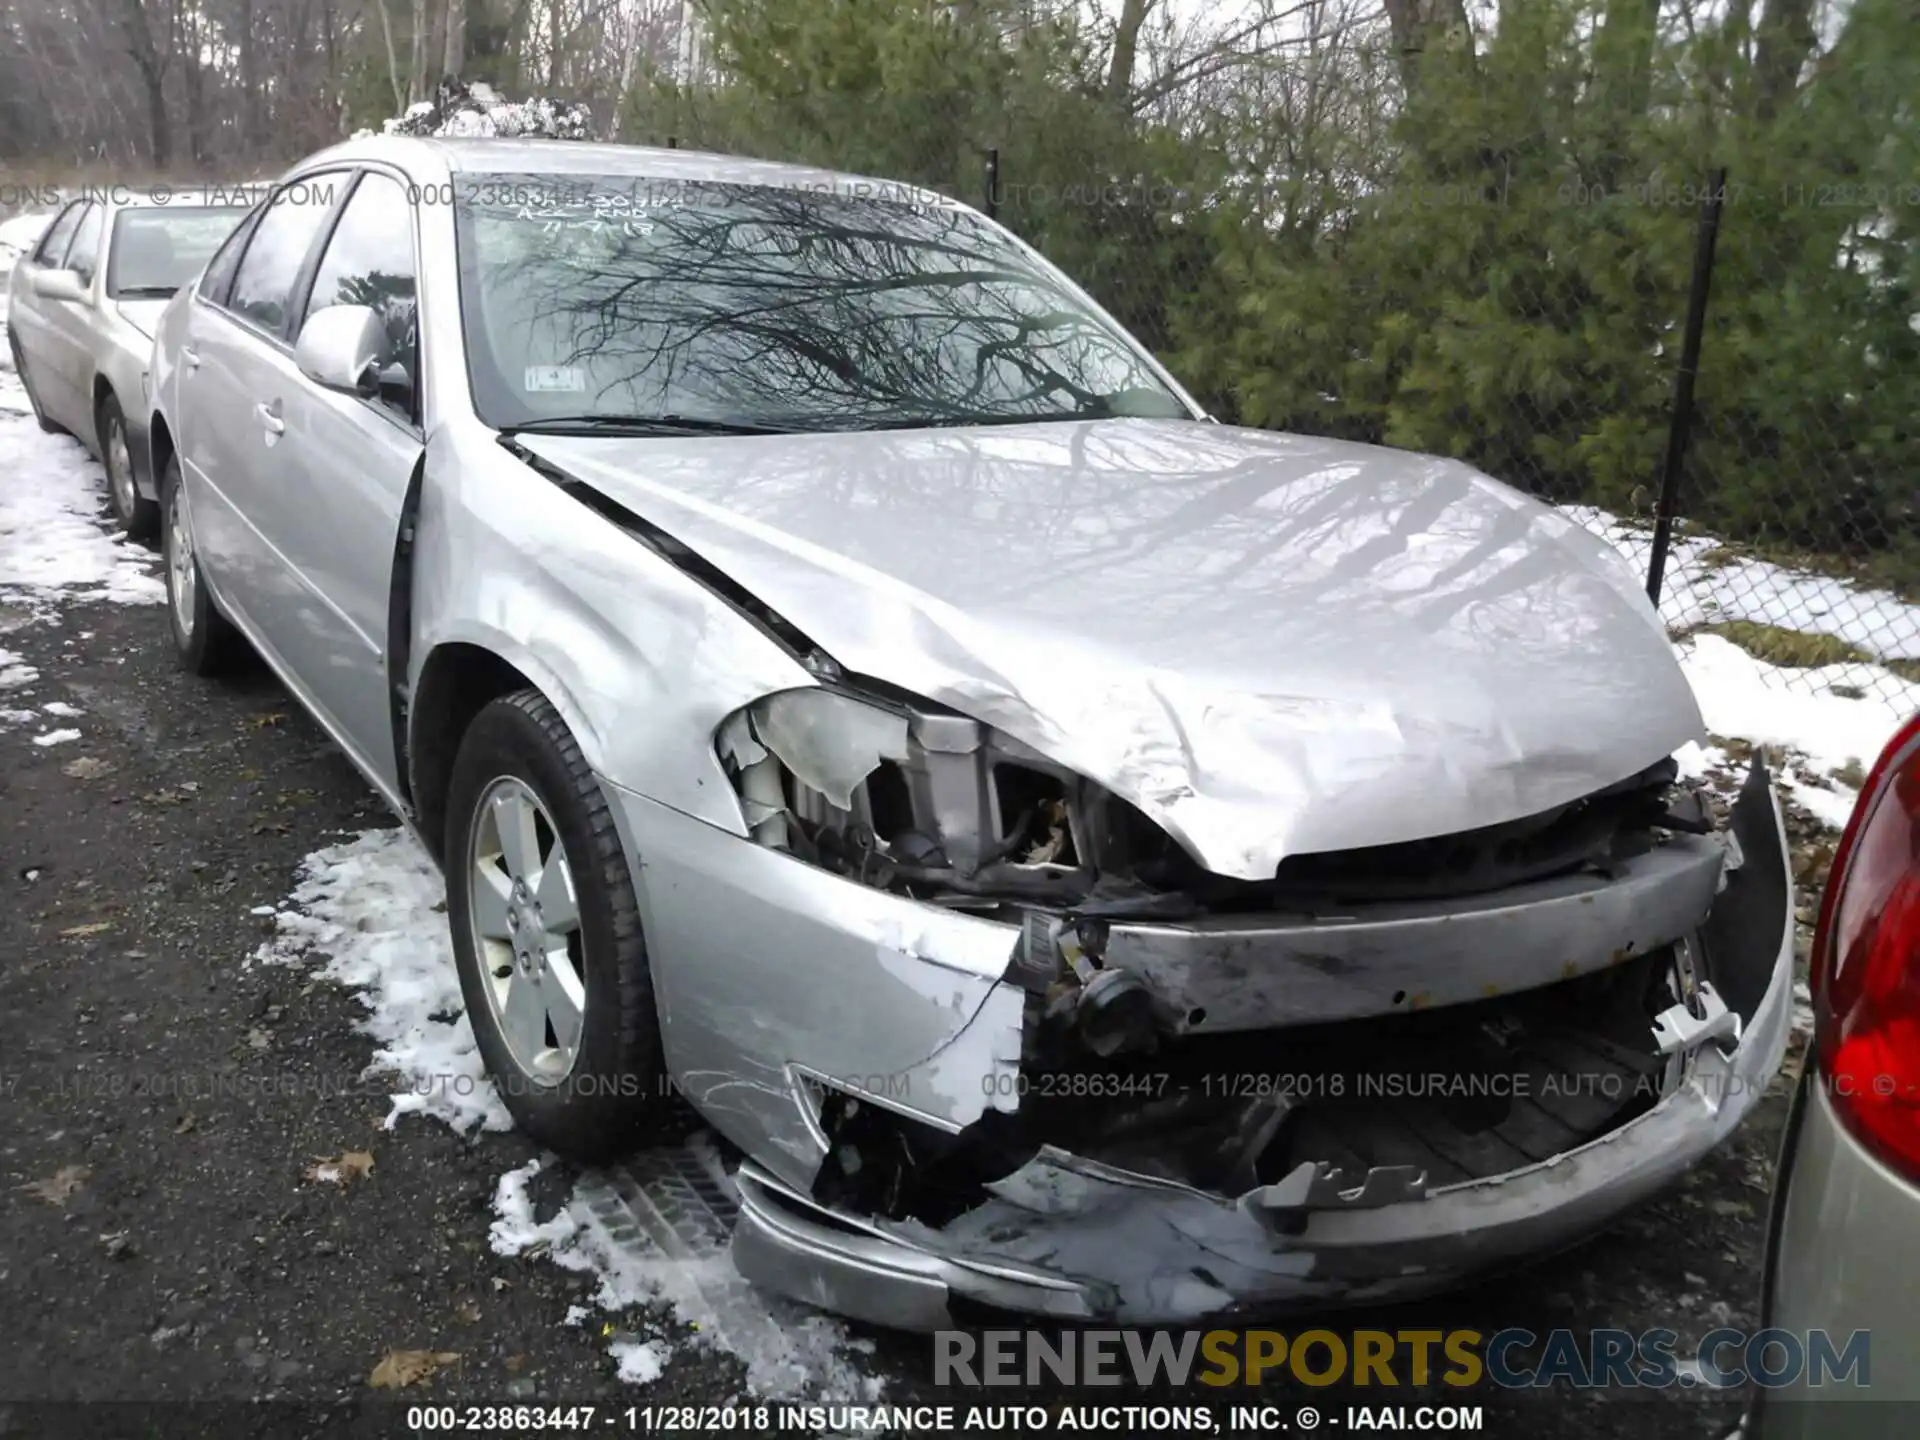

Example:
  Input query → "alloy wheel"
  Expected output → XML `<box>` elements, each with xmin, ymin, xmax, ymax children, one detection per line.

<box><xmin>467</xmin><ymin>776</ymin><xmax>587</xmax><ymax>1083</ymax></box>
<box><xmin>166</xmin><ymin>485</ymin><xmax>195</xmax><ymax>638</ymax></box>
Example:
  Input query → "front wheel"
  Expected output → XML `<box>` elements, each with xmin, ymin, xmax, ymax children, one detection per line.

<box><xmin>159</xmin><ymin>455</ymin><xmax>245</xmax><ymax>675</ymax></box>
<box><xmin>99</xmin><ymin>393</ymin><xmax>158</xmax><ymax>540</ymax></box>
<box><xmin>445</xmin><ymin>690</ymin><xmax>668</xmax><ymax>1162</ymax></box>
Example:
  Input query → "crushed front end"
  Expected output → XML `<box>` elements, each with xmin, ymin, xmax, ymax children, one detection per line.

<box><xmin>611</xmin><ymin>685</ymin><xmax>1794</xmax><ymax>1329</ymax></box>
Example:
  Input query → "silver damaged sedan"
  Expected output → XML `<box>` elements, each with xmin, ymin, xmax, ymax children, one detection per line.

<box><xmin>7</xmin><ymin>191</ymin><xmax>250</xmax><ymax>537</ymax></box>
<box><xmin>146</xmin><ymin>137</ymin><xmax>1797</xmax><ymax>1329</ymax></box>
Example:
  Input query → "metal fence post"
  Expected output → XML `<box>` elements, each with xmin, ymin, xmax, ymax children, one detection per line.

<box><xmin>1645</xmin><ymin>166</ymin><xmax>1728</xmax><ymax>606</ymax></box>
<box><xmin>984</xmin><ymin>146</ymin><xmax>1000</xmax><ymax>220</ymax></box>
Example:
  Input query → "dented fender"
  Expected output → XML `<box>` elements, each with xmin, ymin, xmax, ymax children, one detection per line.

<box><xmin>602</xmin><ymin>779</ymin><xmax>1026</xmax><ymax>1186</ymax></box>
<box><xmin>407</xmin><ymin>420</ymin><xmax>820</xmax><ymax>835</ymax></box>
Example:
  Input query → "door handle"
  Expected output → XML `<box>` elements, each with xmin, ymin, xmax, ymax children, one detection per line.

<box><xmin>255</xmin><ymin>400</ymin><xmax>284</xmax><ymax>436</ymax></box>
<box><xmin>181</xmin><ymin>344</ymin><xmax>201</xmax><ymax>370</ymax></box>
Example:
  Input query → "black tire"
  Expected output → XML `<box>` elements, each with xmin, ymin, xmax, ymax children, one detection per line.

<box><xmin>9</xmin><ymin>334</ymin><xmax>63</xmax><ymax>434</ymax></box>
<box><xmin>159</xmin><ymin>454</ymin><xmax>246</xmax><ymax>675</ymax></box>
<box><xmin>98</xmin><ymin>391</ymin><xmax>158</xmax><ymax>541</ymax></box>
<box><xmin>445</xmin><ymin>690</ymin><xmax>667</xmax><ymax>1161</ymax></box>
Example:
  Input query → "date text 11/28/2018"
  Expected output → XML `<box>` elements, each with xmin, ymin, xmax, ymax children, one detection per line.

<box><xmin>404</xmin><ymin>1404</ymin><xmax>1321</xmax><ymax>1433</ymax></box>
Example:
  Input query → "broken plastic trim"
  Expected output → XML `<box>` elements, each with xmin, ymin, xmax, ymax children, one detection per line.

<box><xmin>806</xmin><ymin>938</ymin><xmax>1709</xmax><ymax>1232</ymax></box>
<box><xmin>500</xmin><ymin>437</ymin><xmax>840</xmax><ymax>675</ymax></box>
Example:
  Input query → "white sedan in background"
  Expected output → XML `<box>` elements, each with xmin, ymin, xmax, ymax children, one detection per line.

<box><xmin>6</xmin><ymin>192</ymin><xmax>248</xmax><ymax>537</ymax></box>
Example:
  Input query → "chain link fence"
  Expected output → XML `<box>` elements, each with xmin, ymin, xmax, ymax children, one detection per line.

<box><xmin>622</xmin><ymin>0</ymin><xmax>1919</xmax><ymax>713</ymax></box>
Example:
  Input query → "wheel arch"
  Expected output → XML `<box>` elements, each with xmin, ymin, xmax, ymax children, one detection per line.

<box><xmin>406</xmin><ymin>634</ymin><xmax>606</xmax><ymax>867</ymax></box>
<box><xmin>148</xmin><ymin>410</ymin><xmax>176</xmax><ymax>488</ymax></box>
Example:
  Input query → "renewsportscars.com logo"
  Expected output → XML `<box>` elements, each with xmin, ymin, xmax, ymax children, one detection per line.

<box><xmin>933</xmin><ymin>1327</ymin><xmax>1871</xmax><ymax>1391</ymax></box>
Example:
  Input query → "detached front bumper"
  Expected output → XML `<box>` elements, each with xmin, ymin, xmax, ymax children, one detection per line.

<box><xmin>613</xmin><ymin>761</ymin><xmax>1795</xmax><ymax>1329</ymax></box>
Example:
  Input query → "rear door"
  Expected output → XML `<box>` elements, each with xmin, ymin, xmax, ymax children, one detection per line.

<box><xmin>242</xmin><ymin>168</ymin><xmax>424</xmax><ymax>790</ymax></box>
<box><xmin>176</xmin><ymin>172</ymin><xmax>350</xmax><ymax>637</ymax></box>
<box><xmin>167</xmin><ymin>201</ymin><xmax>260</xmax><ymax>516</ymax></box>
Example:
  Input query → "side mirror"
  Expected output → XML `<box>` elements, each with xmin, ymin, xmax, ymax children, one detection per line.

<box><xmin>295</xmin><ymin>304</ymin><xmax>386</xmax><ymax>397</ymax></box>
<box><xmin>32</xmin><ymin>269</ymin><xmax>88</xmax><ymax>303</ymax></box>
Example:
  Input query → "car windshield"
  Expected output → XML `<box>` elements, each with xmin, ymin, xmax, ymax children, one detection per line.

<box><xmin>107</xmin><ymin>206</ymin><xmax>249</xmax><ymax>298</ymax></box>
<box><xmin>452</xmin><ymin>172</ymin><xmax>1191</xmax><ymax>434</ymax></box>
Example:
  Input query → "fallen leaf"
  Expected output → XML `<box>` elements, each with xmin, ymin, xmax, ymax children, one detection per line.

<box><xmin>452</xmin><ymin>1297</ymin><xmax>483</xmax><ymax>1325</ymax></box>
<box><xmin>369</xmin><ymin>1350</ymin><xmax>461</xmax><ymax>1389</ymax></box>
<box><xmin>245</xmin><ymin>1028</ymin><xmax>271</xmax><ymax>1051</ymax></box>
<box><xmin>503</xmin><ymin>1354</ymin><xmax>525</xmax><ymax>1374</ymax></box>
<box><xmin>174</xmin><ymin>1114</ymin><xmax>197</xmax><ymax>1135</ymax></box>
<box><xmin>60</xmin><ymin>921</ymin><xmax>112</xmax><ymax>938</ymax></box>
<box><xmin>61</xmin><ymin>756</ymin><xmax>114</xmax><ymax>779</ymax></box>
<box><xmin>250</xmin><ymin>713</ymin><xmax>288</xmax><ymax>729</ymax></box>
<box><xmin>21</xmin><ymin>1165</ymin><xmax>89</xmax><ymax>1206</ymax></box>
<box><xmin>304</xmin><ymin>1150</ymin><xmax>375</xmax><ymax>1186</ymax></box>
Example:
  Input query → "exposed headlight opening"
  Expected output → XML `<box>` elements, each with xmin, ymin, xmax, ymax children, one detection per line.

<box><xmin>714</xmin><ymin>685</ymin><xmax>1158</xmax><ymax>914</ymax></box>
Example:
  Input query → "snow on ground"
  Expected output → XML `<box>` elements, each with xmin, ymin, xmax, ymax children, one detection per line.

<box><xmin>1675</xmin><ymin>632</ymin><xmax>1920</xmax><ymax>830</ymax></box>
<box><xmin>261</xmin><ymin>828</ymin><xmax>877</xmax><ymax>1401</ymax></box>
<box><xmin>0</xmin><ymin>646</ymin><xmax>37</xmax><ymax>689</ymax></box>
<box><xmin>252</xmin><ymin>828</ymin><xmax>511</xmax><ymax>1136</ymax></box>
<box><xmin>0</xmin><ymin>412</ymin><xmax>165</xmax><ymax>616</ymax></box>
<box><xmin>1567</xmin><ymin>504</ymin><xmax>1920</xmax><ymax>677</ymax></box>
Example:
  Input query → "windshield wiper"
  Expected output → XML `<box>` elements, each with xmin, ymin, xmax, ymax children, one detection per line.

<box><xmin>855</xmin><ymin>393</ymin><xmax>1190</xmax><ymax>432</ymax></box>
<box><xmin>497</xmin><ymin>413</ymin><xmax>791</xmax><ymax>438</ymax></box>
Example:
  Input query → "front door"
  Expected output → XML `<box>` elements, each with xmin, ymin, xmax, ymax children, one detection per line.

<box><xmin>244</xmin><ymin>168</ymin><xmax>424</xmax><ymax>793</ymax></box>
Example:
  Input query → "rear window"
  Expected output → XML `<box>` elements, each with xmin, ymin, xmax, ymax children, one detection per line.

<box><xmin>108</xmin><ymin>207</ymin><xmax>251</xmax><ymax>299</ymax></box>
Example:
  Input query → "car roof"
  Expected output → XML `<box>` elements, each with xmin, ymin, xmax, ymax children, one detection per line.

<box><xmin>289</xmin><ymin>135</ymin><xmax>949</xmax><ymax>204</ymax></box>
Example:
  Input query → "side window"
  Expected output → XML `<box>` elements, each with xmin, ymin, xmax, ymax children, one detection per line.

<box><xmin>64</xmin><ymin>203</ymin><xmax>104</xmax><ymax>283</ymax></box>
<box><xmin>301</xmin><ymin>172</ymin><xmax>419</xmax><ymax>420</ymax></box>
<box><xmin>31</xmin><ymin>202</ymin><xmax>85</xmax><ymax>267</ymax></box>
<box><xmin>199</xmin><ymin>204</ymin><xmax>266</xmax><ymax>305</ymax></box>
<box><xmin>225</xmin><ymin>176</ymin><xmax>347</xmax><ymax>339</ymax></box>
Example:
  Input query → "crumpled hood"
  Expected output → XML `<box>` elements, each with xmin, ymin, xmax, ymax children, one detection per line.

<box><xmin>520</xmin><ymin>419</ymin><xmax>1704</xmax><ymax>879</ymax></box>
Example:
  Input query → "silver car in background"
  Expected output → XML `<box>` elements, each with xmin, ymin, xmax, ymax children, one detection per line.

<box><xmin>6</xmin><ymin>191</ymin><xmax>250</xmax><ymax>537</ymax></box>
<box><xmin>1749</xmin><ymin>713</ymin><xmax>1920</xmax><ymax>1436</ymax></box>
<box><xmin>147</xmin><ymin>136</ymin><xmax>1795</xmax><ymax>1329</ymax></box>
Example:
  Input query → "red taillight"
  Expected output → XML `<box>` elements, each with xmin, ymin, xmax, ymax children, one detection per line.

<box><xmin>1813</xmin><ymin>715</ymin><xmax>1920</xmax><ymax>1179</ymax></box>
